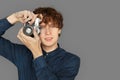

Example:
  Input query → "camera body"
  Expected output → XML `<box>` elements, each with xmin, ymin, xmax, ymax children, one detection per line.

<box><xmin>23</xmin><ymin>18</ymin><xmax>41</xmax><ymax>37</ymax></box>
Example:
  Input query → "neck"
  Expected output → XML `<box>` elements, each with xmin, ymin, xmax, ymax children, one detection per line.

<box><xmin>42</xmin><ymin>44</ymin><xmax>58</xmax><ymax>53</ymax></box>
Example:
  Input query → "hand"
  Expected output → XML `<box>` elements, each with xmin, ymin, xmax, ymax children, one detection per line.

<box><xmin>17</xmin><ymin>27</ymin><xmax>42</xmax><ymax>59</ymax></box>
<box><xmin>7</xmin><ymin>10</ymin><xmax>37</xmax><ymax>25</ymax></box>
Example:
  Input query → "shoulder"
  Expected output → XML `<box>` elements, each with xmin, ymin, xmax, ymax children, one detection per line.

<box><xmin>60</xmin><ymin>48</ymin><xmax>80</xmax><ymax>67</ymax></box>
<box><xmin>61</xmin><ymin>48</ymin><xmax>80</xmax><ymax>61</ymax></box>
<box><xmin>57</xmin><ymin>48</ymin><xmax>80</xmax><ymax>76</ymax></box>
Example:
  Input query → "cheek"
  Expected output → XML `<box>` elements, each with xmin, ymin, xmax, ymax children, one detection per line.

<box><xmin>39</xmin><ymin>34</ymin><xmax>43</xmax><ymax>41</ymax></box>
<box><xmin>52</xmin><ymin>32</ymin><xmax>59</xmax><ymax>37</ymax></box>
<box><xmin>52</xmin><ymin>29</ymin><xmax>60</xmax><ymax>36</ymax></box>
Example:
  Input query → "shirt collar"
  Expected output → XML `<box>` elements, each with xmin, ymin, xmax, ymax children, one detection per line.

<box><xmin>42</xmin><ymin>44</ymin><xmax>61</xmax><ymax>57</ymax></box>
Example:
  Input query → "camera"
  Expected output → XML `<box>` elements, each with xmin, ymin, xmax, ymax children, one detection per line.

<box><xmin>23</xmin><ymin>18</ymin><xmax>41</xmax><ymax>37</ymax></box>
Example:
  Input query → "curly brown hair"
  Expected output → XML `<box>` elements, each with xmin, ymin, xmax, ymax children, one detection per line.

<box><xmin>33</xmin><ymin>7</ymin><xmax>63</xmax><ymax>29</ymax></box>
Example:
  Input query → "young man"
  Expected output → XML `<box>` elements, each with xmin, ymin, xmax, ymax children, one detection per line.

<box><xmin>0</xmin><ymin>7</ymin><xmax>80</xmax><ymax>80</ymax></box>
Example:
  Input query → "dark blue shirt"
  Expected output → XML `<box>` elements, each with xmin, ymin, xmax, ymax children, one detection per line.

<box><xmin>0</xmin><ymin>18</ymin><xmax>80</xmax><ymax>80</ymax></box>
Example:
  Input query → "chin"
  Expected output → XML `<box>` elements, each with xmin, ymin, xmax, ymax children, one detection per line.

<box><xmin>42</xmin><ymin>42</ymin><xmax>57</xmax><ymax>47</ymax></box>
<box><xmin>44</xmin><ymin>44</ymin><xmax>53</xmax><ymax>47</ymax></box>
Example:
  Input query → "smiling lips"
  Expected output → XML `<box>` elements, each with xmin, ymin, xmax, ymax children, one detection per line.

<box><xmin>45</xmin><ymin>37</ymin><xmax>53</xmax><ymax>42</ymax></box>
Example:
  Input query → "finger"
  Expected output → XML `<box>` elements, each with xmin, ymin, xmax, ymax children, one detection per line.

<box><xmin>21</xmin><ymin>27</ymin><xmax>33</xmax><ymax>39</ymax></box>
<box><xmin>17</xmin><ymin>32</ymin><xmax>26</xmax><ymax>44</ymax></box>
<box><xmin>15</xmin><ymin>12</ymin><xmax>23</xmax><ymax>18</ymax></box>
<box><xmin>24</xmin><ymin>10</ymin><xmax>32</xmax><ymax>22</ymax></box>
<box><xmin>39</xmin><ymin>14</ymin><xmax>43</xmax><ymax>20</ymax></box>
<box><xmin>17</xmin><ymin>28</ymin><xmax>31</xmax><ymax>45</ymax></box>
<box><xmin>33</xmin><ymin>28</ymin><xmax>39</xmax><ymax>40</ymax></box>
<box><xmin>24</xmin><ymin>17</ymin><xmax>31</xmax><ymax>23</ymax></box>
<box><xmin>19</xmin><ymin>18</ymin><xmax>26</xmax><ymax>23</ymax></box>
<box><xmin>23</xmin><ymin>10</ymin><xmax>28</xmax><ymax>19</ymax></box>
<box><xmin>17</xmin><ymin>27</ymin><xmax>22</xmax><ymax>37</ymax></box>
<box><xmin>17</xmin><ymin>34</ymin><xmax>24</xmax><ymax>43</ymax></box>
<box><xmin>17</xmin><ymin>28</ymin><xmax>25</xmax><ymax>41</ymax></box>
<box><xmin>28</xmin><ymin>14</ymin><xmax>37</xmax><ymax>25</ymax></box>
<box><xmin>18</xmin><ymin>35</ymin><xmax>30</xmax><ymax>48</ymax></box>
<box><xmin>18</xmin><ymin>27</ymin><xmax>27</xmax><ymax>40</ymax></box>
<box><xmin>16</xmin><ymin>10</ymin><xmax>28</xmax><ymax>23</ymax></box>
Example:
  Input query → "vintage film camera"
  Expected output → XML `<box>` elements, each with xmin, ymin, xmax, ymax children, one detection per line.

<box><xmin>23</xmin><ymin>18</ymin><xmax>41</xmax><ymax>37</ymax></box>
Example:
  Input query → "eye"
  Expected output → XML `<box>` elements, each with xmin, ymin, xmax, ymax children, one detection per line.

<box><xmin>49</xmin><ymin>24</ymin><xmax>55</xmax><ymax>28</ymax></box>
<box><xmin>40</xmin><ymin>25</ymin><xmax>45</xmax><ymax>29</ymax></box>
<box><xmin>40</xmin><ymin>26</ymin><xmax>43</xmax><ymax>29</ymax></box>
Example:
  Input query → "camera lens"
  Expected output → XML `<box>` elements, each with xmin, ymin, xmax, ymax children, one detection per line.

<box><xmin>23</xmin><ymin>26</ymin><xmax>33</xmax><ymax>36</ymax></box>
<box><xmin>26</xmin><ymin>28</ymin><xmax>32</xmax><ymax>34</ymax></box>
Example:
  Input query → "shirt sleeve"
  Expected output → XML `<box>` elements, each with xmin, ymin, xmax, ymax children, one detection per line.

<box><xmin>0</xmin><ymin>18</ymin><xmax>16</xmax><ymax>63</ymax></box>
<box><xmin>33</xmin><ymin>55</ymin><xmax>80</xmax><ymax>80</ymax></box>
<box><xmin>0</xmin><ymin>18</ymin><xmax>13</xmax><ymax>35</ymax></box>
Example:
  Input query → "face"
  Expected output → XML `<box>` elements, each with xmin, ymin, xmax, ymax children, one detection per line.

<box><xmin>39</xmin><ymin>22</ymin><xmax>61</xmax><ymax>49</ymax></box>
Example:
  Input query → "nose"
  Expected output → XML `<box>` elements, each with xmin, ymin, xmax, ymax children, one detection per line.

<box><xmin>45</xmin><ymin>26</ymin><xmax>51</xmax><ymax>35</ymax></box>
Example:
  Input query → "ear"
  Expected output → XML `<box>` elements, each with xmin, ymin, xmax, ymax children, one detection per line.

<box><xmin>58</xmin><ymin>29</ymin><xmax>62</xmax><ymax>37</ymax></box>
<box><xmin>58</xmin><ymin>29</ymin><xmax>62</xmax><ymax>34</ymax></box>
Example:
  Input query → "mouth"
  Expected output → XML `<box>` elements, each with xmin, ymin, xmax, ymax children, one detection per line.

<box><xmin>45</xmin><ymin>37</ymin><xmax>53</xmax><ymax>42</ymax></box>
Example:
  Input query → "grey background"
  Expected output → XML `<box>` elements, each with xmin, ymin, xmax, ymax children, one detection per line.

<box><xmin>0</xmin><ymin>0</ymin><xmax>120</xmax><ymax>80</ymax></box>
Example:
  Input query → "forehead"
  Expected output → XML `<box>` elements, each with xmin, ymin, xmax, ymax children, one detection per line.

<box><xmin>37</xmin><ymin>14</ymin><xmax>59</xmax><ymax>27</ymax></box>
